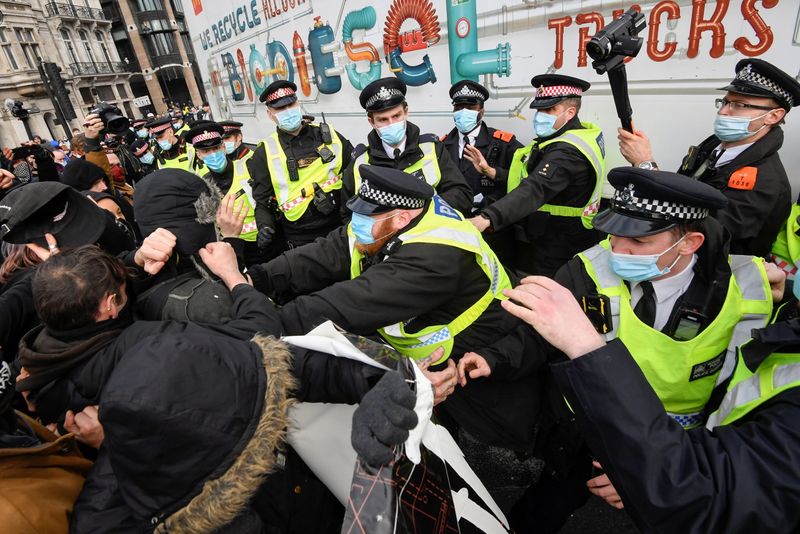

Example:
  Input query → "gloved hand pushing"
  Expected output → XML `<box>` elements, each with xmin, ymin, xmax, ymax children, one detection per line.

<box><xmin>351</xmin><ymin>371</ymin><xmax>418</xmax><ymax>466</ymax></box>
<box><xmin>256</xmin><ymin>226</ymin><xmax>276</xmax><ymax>250</ymax></box>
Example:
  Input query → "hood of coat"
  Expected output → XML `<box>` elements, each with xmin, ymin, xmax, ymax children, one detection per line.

<box><xmin>99</xmin><ymin>333</ymin><xmax>297</xmax><ymax>533</ymax></box>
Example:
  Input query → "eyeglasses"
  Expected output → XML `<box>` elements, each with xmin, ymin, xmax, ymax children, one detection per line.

<box><xmin>714</xmin><ymin>98</ymin><xmax>776</xmax><ymax>112</ymax></box>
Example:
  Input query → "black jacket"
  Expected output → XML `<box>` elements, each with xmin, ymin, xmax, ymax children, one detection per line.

<box><xmin>480</xmin><ymin>116</ymin><xmax>603</xmax><ymax>276</ymax></box>
<box><xmin>340</xmin><ymin>122</ymin><xmax>473</xmax><ymax>216</ymax></box>
<box><xmin>441</xmin><ymin>122</ymin><xmax>523</xmax><ymax>212</ymax></box>
<box><xmin>678</xmin><ymin>126</ymin><xmax>790</xmax><ymax>258</ymax></box>
<box><xmin>248</xmin><ymin>221</ymin><xmax>541</xmax><ymax>449</ymax></box>
<box><xmin>552</xmin><ymin>329</ymin><xmax>800</xmax><ymax>533</ymax></box>
<box><xmin>248</xmin><ymin>123</ymin><xmax>353</xmax><ymax>246</ymax></box>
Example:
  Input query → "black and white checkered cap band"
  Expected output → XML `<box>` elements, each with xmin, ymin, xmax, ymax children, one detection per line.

<box><xmin>613</xmin><ymin>183</ymin><xmax>709</xmax><ymax>221</ymax></box>
<box><xmin>359</xmin><ymin>178</ymin><xmax>425</xmax><ymax>209</ymax></box>
<box><xmin>453</xmin><ymin>86</ymin><xmax>484</xmax><ymax>100</ymax></box>
<box><xmin>736</xmin><ymin>64</ymin><xmax>794</xmax><ymax>107</ymax></box>
<box><xmin>366</xmin><ymin>87</ymin><xmax>404</xmax><ymax>108</ymax></box>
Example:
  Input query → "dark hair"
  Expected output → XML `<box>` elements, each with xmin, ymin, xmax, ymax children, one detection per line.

<box><xmin>33</xmin><ymin>245</ymin><xmax>129</xmax><ymax>331</ymax></box>
<box><xmin>367</xmin><ymin>101</ymin><xmax>408</xmax><ymax>120</ymax></box>
<box><xmin>0</xmin><ymin>243</ymin><xmax>41</xmax><ymax>284</ymax></box>
<box><xmin>670</xmin><ymin>220</ymin><xmax>705</xmax><ymax>239</ymax></box>
<box><xmin>561</xmin><ymin>97</ymin><xmax>582</xmax><ymax>113</ymax></box>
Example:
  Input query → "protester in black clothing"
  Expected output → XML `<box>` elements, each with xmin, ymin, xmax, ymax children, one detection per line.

<box><xmin>128</xmin><ymin>139</ymin><xmax>158</xmax><ymax>177</ymax></box>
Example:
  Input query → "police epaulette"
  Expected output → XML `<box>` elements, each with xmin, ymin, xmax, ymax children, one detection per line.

<box><xmin>493</xmin><ymin>130</ymin><xmax>514</xmax><ymax>142</ymax></box>
<box><xmin>352</xmin><ymin>143</ymin><xmax>368</xmax><ymax>158</ymax></box>
<box><xmin>418</xmin><ymin>133</ymin><xmax>438</xmax><ymax>143</ymax></box>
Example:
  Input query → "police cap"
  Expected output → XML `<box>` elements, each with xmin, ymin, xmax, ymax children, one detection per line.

<box><xmin>529</xmin><ymin>74</ymin><xmax>590</xmax><ymax>109</ymax></box>
<box><xmin>186</xmin><ymin>122</ymin><xmax>224</xmax><ymax>149</ymax></box>
<box><xmin>719</xmin><ymin>58</ymin><xmax>800</xmax><ymax>111</ymax></box>
<box><xmin>260</xmin><ymin>80</ymin><xmax>297</xmax><ymax>108</ymax></box>
<box><xmin>346</xmin><ymin>165</ymin><xmax>434</xmax><ymax>215</ymax></box>
<box><xmin>450</xmin><ymin>80</ymin><xmax>489</xmax><ymax>105</ymax></box>
<box><xmin>592</xmin><ymin>167</ymin><xmax>728</xmax><ymax>237</ymax></box>
<box><xmin>359</xmin><ymin>77</ymin><xmax>407</xmax><ymax>112</ymax></box>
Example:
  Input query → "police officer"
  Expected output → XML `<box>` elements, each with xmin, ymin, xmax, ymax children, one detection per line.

<box><xmin>341</xmin><ymin>77</ymin><xmax>473</xmax><ymax>216</ymax></box>
<box><xmin>248</xmin><ymin>80</ymin><xmax>353</xmax><ymax>252</ymax></box>
<box><xmin>132</xmin><ymin>118</ymin><xmax>150</xmax><ymax>142</ymax></box>
<box><xmin>171</xmin><ymin>111</ymin><xmax>190</xmax><ymax>138</ymax></box>
<box><xmin>442</xmin><ymin>80</ymin><xmax>522</xmax><ymax>212</ymax></box>
<box><xmin>240</xmin><ymin>165</ymin><xmax>541</xmax><ymax>511</ymax></box>
<box><xmin>463</xmin><ymin>168</ymin><xmax>779</xmax><ymax>532</ymax></box>
<box><xmin>470</xmin><ymin>74</ymin><xmax>606</xmax><ymax>277</ymax></box>
<box><xmin>442</xmin><ymin>80</ymin><xmax>523</xmax><ymax>263</ymax></box>
<box><xmin>218</xmin><ymin>120</ymin><xmax>255</xmax><ymax>161</ymax></box>
<box><xmin>501</xmin><ymin>261</ymin><xmax>799</xmax><ymax>533</ymax></box>
<box><xmin>771</xmin><ymin>192</ymin><xmax>800</xmax><ymax>279</ymax></box>
<box><xmin>129</xmin><ymin>139</ymin><xmax>158</xmax><ymax>177</ymax></box>
<box><xmin>187</xmin><ymin>122</ymin><xmax>263</xmax><ymax>266</ymax></box>
<box><xmin>146</xmin><ymin>117</ymin><xmax>202</xmax><ymax>174</ymax></box>
<box><xmin>619</xmin><ymin>58</ymin><xmax>800</xmax><ymax>259</ymax></box>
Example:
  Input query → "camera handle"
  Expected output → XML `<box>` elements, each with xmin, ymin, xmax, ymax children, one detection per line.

<box><xmin>607</xmin><ymin>65</ymin><xmax>634</xmax><ymax>133</ymax></box>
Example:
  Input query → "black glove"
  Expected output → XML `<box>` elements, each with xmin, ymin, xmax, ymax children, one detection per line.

<box><xmin>351</xmin><ymin>371</ymin><xmax>418</xmax><ymax>466</ymax></box>
<box><xmin>256</xmin><ymin>226</ymin><xmax>276</xmax><ymax>250</ymax></box>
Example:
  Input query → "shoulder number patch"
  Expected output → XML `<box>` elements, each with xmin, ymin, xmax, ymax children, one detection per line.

<box><xmin>728</xmin><ymin>166</ymin><xmax>758</xmax><ymax>190</ymax></box>
<box><xmin>492</xmin><ymin>130</ymin><xmax>514</xmax><ymax>142</ymax></box>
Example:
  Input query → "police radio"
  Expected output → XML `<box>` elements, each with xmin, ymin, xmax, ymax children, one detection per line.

<box><xmin>319</xmin><ymin>112</ymin><xmax>333</xmax><ymax>145</ymax></box>
<box><xmin>312</xmin><ymin>182</ymin><xmax>336</xmax><ymax>215</ymax></box>
<box><xmin>286</xmin><ymin>157</ymin><xmax>300</xmax><ymax>182</ymax></box>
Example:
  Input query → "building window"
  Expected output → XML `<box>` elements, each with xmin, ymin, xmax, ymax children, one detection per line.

<box><xmin>15</xmin><ymin>28</ymin><xmax>40</xmax><ymax>70</ymax></box>
<box><xmin>79</xmin><ymin>30</ymin><xmax>97</xmax><ymax>64</ymax></box>
<box><xmin>96</xmin><ymin>85</ymin><xmax>114</xmax><ymax>101</ymax></box>
<box><xmin>96</xmin><ymin>31</ymin><xmax>113</xmax><ymax>66</ymax></box>
<box><xmin>0</xmin><ymin>30</ymin><xmax>19</xmax><ymax>71</ymax></box>
<box><xmin>173</xmin><ymin>0</ymin><xmax>184</xmax><ymax>15</ymax></box>
<box><xmin>60</xmin><ymin>29</ymin><xmax>79</xmax><ymax>65</ymax></box>
<box><xmin>145</xmin><ymin>32</ymin><xmax>177</xmax><ymax>57</ymax></box>
<box><xmin>134</xmin><ymin>0</ymin><xmax>165</xmax><ymax>12</ymax></box>
<box><xmin>116</xmin><ymin>84</ymin><xmax>128</xmax><ymax>99</ymax></box>
<box><xmin>79</xmin><ymin>87</ymin><xmax>94</xmax><ymax>105</ymax></box>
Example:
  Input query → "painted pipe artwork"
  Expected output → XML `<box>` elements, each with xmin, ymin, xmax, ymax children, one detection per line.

<box><xmin>293</xmin><ymin>31</ymin><xmax>312</xmax><ymax>96</ymax></box>
<box><xmin>223</xmin><ymin>52</ymin><xmax>246</xmax><ymax>101</ymax></box>
<box><xmin>446</xmin><ymin>0</ymin><xmax>511</xmax><ymax>84</ymax></box>
<box><xmin>383</xmin><ymin>0</ymin><xmax>441</xmax><ymax>86</ymax></box>
<box><xmin>267</xmin><ymin>39</ymin><xmax>295</xmax><ymax>83</ymax></box>
<box><xmin>248</xmin><ymin>43</ymin><xmax>271</xmax><ymax>96</ymax></box>
<box><xmin>342</xmin><ymin>6</ymin><xmax>382</xmax><ymax>90</ymax></box>
<box><xmin>309</xmin><ymin>16</ymin><xmax>342</xmax><ymax>94</ymax></box>
<box><xmin>237</xmin><ymin>48</ymin><xmax>255</xmax><ymax>102</ymax></box>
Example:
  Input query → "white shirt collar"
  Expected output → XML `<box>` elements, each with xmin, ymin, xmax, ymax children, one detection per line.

<box><xmin>382</xmin><ymin>138</ymin><xmax>407</xmax><ymax>158</ymax></box>
<box><xmin>633</xmin><ymin>254</ymin><xmax>698</xmax><ymax>304</ymax></box>
<box><xmin>714</xmin><ymin>142</ymin><xmax>753</xmax><ymax>167</ymax></box>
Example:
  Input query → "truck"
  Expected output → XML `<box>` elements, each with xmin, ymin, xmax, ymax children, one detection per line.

<box><xmin>184</xmin><ymin>0</ymin><xmax>800</xmax><ymax>187</ymax></box>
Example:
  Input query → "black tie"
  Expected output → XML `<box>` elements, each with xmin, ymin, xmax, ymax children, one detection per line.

<box><xmin>463</xmin><ymin>134</ymin><xmax>471</xmax><ymax>147</ymax></box>
<box><xmin>393</xmin><ymin>148</ymin><xmax>401</xmax><ymax>160</ymax></box>
<box><xmin>707</xmin><ymin>148</ymin><xmax>725</xmax><ymax>168</ymax></box>
<box><xmin>634</xmin><ymin>281</ymin><xmax>657</xmax><ymax>328</ymax></box>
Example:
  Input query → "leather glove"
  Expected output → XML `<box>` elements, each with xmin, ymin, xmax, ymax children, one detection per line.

<box><xmin>256</xmin><ymin>226</ymin><xmax>276</xmax><ymax>250</ymax></box>
<box><xmin>351</xmin><ymin>371</ymin><xmax>418</xmax><ymax>466</ymax></box>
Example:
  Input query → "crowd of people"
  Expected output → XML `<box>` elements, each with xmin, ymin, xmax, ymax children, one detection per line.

<box><xmin>1</xmin><ymin>56</ymin><xmax>800</xmax><ymax>533</ymax></box>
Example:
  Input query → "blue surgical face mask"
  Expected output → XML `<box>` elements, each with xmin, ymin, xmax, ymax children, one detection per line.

<box><xmin>350</xmin><ymin>211</ymin><xmax>401</xmax><ymax>244</ymax></box>
<box><xmin>377</xmin><ymin>121</ymin><xmax>406</xmax><ymax>146</ymax></box>
<box><xmin>172</xmin><ymin>122</ymin><xmax>182</xmax><ymax>131</ymax></box>
<box><xmin>454</xmin><ymin>109</ymin><xmax>480</xmax><ymax>134</ymax></box>
<box><xmin>276</xmin><ymin>107</ymin><xmax>303</xmax><ymax>132</ymax></box>
<box><xmin>137</xmin><ymin>128</ymin><xmax>149</xmax><ymax>139</ymax></box>
<box><xmin>139</xmin><ymin>152</ymin><xmax>155</xmax><ymax>165</ymax></box>
<box><xmin>203</xmin><ymin>150</ymin><xmax>228</xmax><ymax>173</ymax></box>
<box><xmin>713</xmin><ymin>111</ymin><xmax>770</xmax><ymax>142</ymax></box>
<box><xmin>157</xmin><ymin>139</ymin><xmax>173</xmax><ymax>151</ymax></box>
<box><xmin>224</xmin><ymin>140</ymin><xmax>236</xmax><ymax>154</ymax></box>
<box><xmin>608</xmin><ymin>236</ymin><xmax>685</xmax><ymax>283</ymax></box>
<box><xmin>533</xmin><ymin>110</ymin><xmax>564</xmax><ymax>138</ymax></box>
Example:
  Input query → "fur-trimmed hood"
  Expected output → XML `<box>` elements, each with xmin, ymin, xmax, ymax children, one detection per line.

<box><xmin>97</xmin><ymin>333</ymin><xmax>296</xmax><ymax>533</ymax></box>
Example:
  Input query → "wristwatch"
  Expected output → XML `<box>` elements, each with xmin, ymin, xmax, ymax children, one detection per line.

<box><xmin>637</xmin><ymin>161</ymin><xmax>659</xmax><ymax>170</ymax></box>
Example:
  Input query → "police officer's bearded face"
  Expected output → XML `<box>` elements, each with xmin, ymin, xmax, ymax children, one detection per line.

<box><xmin>354</xmin><ymin>208</ymin><xmax>418</xmax><ymax>256</ymax></box>
<box><xmin>609</xmin><ymin>229</ymin><xmax>705</xmax><ymax>281</ymax></box>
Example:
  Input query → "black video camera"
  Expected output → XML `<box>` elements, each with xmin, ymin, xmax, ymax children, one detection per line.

<box><xmin>89</xmin><ymin>101</ymin><xmax>130</xmax><ymax>136</ymax></box>
<box><xmin>586</xmin><ymin>8</ymin><xmax>646</xmax><ymax>74</ymax></box>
